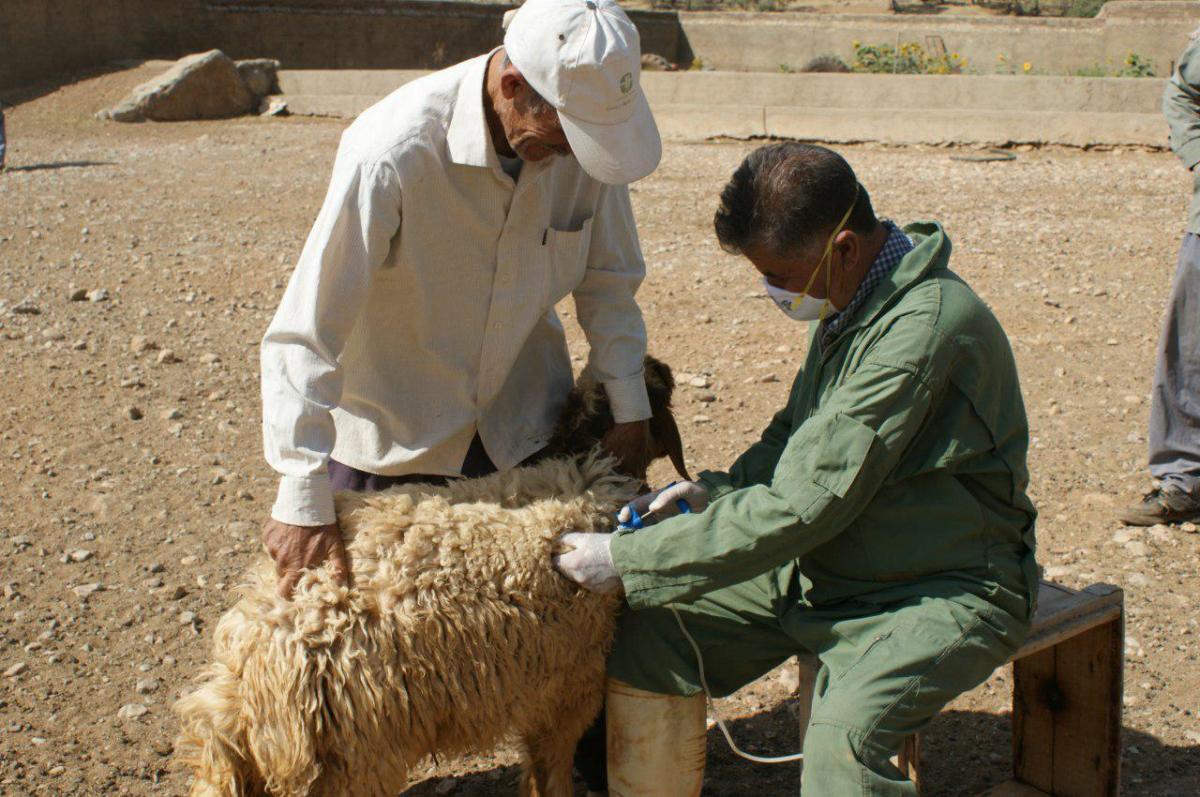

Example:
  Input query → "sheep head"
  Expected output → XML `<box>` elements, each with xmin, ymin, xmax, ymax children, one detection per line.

<box><xmin>544</xmin><ymin>355</ymin><xmax>689</xmax><ymax>485</ymax></box>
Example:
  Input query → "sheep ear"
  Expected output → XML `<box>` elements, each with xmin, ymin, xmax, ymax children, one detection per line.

<box><xmin>653</xmin><ymin>408</ymin><xmax>690</xmax><ymax>482</ymax></box>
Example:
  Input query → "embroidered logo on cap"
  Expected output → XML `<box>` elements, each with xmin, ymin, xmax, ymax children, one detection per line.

<box><xmin>619</xmin><ymin>72</ymin><xmax>633</xmax><ymax>94</ymax></box>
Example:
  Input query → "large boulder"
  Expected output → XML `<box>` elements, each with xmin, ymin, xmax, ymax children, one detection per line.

<box><xmin>236</xmin><ymin>59</ymin><xmax>280</xmax><ymax>99</ymax></box>
<box><xmin>100</xmin><ymin>50</ymin><xmax>254</xmax><ymax>123</ymax></box>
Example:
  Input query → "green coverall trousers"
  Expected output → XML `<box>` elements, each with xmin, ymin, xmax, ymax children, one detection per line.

<box><xmin>608</xmin><ymin>565</ymin><xmax>1030</xmax><ymax>797</ymax></box>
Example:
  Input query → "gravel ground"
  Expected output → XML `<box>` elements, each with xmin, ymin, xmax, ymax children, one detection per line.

<box><xmin>1</xmin><ymin>64</ymin><xmax>1198</xmax><ymax>795</ymax></box>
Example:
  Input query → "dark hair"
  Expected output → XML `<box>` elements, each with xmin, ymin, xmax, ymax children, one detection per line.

<box><xmin>713</xmin><ymin>142</ymin><xmax>878</xmax><ymax>258</ymax></box>
<box><xmin>501</xmin><ymin>53</ymin><xmax>557</xmax><ymax>117</ymax></box>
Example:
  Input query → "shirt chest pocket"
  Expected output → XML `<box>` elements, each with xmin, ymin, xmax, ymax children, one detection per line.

<box><xmin>544</xmin><ymin>217</ymin><xmax>593</xmax><ymax>304</ymax></box>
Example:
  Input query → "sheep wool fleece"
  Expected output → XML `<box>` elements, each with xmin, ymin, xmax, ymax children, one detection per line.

<box><xmin>607</xmin><ymin>223</ymin><xmax>1038</xmax><ymax>797</ymax></box>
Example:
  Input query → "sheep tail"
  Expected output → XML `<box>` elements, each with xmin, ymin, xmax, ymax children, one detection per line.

<box><xmin>173</xmin><ymin>663</ymin><xmax>263</xmax><ymax>797</ymax></box>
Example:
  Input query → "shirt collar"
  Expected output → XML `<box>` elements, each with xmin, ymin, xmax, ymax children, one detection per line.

<box><xmin>821</xmin><ymin>220</ymin><xmax>913</xmax><ymax>344</ymax></box>
<box><xmin>446</xmin><ymin>48</ymin><xmax>501</xmax><ymax>169</ymax></box>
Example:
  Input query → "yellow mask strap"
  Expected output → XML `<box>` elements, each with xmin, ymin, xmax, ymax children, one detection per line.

<box><xmin>810</xmin><ymin>182</ymin><xmax>860</xmax><ymax>322</ymax></box>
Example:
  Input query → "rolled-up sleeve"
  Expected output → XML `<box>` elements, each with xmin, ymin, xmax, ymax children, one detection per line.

<box><xmin>611</xmin><ymin>318</ymin><xmax>949</xmax><ymax>609</ymax></box>
<box><xmin>1165</xmin><ymin>39</ymin><xmax>1200</xmax><ymax>170</ymax></box>
<box><xmin>572</xmin><ymin>183</ymin><xmax>651</xmax><ymax>424</ymax></box>
<box><xmin>261</xmin><ymin>142</ymin><xmax>403</xmax><ymax>526</ymax></box>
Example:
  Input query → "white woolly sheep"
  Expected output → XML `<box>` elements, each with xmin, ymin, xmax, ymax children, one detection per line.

<box><xmin>175</xmin><ymin>358</ymin><xmax>685</xmax><ymax>797</ymax></box>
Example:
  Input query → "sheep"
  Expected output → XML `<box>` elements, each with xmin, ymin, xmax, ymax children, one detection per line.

<box><xmin>174</xmin><ymin>357</ymin><xmax>686</xmax><ymax>797</ymax></box>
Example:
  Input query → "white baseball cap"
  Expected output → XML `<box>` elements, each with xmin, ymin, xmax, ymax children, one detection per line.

<box><xmin>504</xmin><ymin>0</ymin><xmax>662</xmax><ymax>185</ymax></box>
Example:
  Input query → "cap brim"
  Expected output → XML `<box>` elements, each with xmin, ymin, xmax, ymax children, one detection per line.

<box><xmin>558</xmin><ymin>90</ymin><xmax>662</xmax><ymax>185</ymax></box>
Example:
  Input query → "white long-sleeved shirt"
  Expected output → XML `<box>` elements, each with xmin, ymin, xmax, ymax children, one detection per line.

<box><xmin>262</xmin><ymin>50</ymin><xmax>651</xmax><ymax>526</ymax></box>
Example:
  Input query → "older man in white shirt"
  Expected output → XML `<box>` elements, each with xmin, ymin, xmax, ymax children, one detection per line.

<box><xmin>260</xmin><ymin>0</ymin><xmax>662</xmax><ymax>601</ymax></box>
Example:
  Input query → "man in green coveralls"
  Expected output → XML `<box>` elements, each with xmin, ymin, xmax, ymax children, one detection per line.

<box><xmin>554</xmin><ymin>143</ymin><xmax>1039</xmax><ymax>796</ymax></box>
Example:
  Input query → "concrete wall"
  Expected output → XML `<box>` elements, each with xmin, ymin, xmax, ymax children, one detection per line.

<box><xmin>0</xmin><ymin>0</ymin><xmax>686</xmax><ymax>93</ymax></box>
<box><xmin>677</xmin><ymin>5</ymin><xmax>1197</xmax><ymax>76</ymax></box>
<box><xmin>278</xmin><ymin>68</ymin><xmax>1169</xmax><ymax>147</ymax></box>
<box><xmin>199</xmin><ymin>0</ymin><xmax>686</xmax><ymax>70</ymax></box>
<box><xmin>0</xmin><ymin>0</ymin><xmax>1192</xmax><ymax>93</ymax></box>
<box><xmin>0</xmin><ymin>0</ymin><xmax>206</xmax><ymax>92</ymax></box>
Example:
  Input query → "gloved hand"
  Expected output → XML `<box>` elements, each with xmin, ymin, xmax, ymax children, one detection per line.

<box><xmin>617</xmin><ymin>480</ymin><xmax>709</xmax><ymax>526</ymax></box>
<box><xmin>552</xmin><ymin>532</ymin><xmax>622</xmax><ymax>594</ymax></box>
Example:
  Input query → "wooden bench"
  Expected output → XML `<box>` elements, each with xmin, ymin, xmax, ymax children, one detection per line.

<box><xmin>796</xmin><ymin>580</ymin><xmax>1125</xmax><ymax>796</ymax></box>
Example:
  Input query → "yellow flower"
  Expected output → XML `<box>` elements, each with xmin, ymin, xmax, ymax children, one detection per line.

<box><xmin>998</xmin><ymin>53</ymin><xmax>1007</xmax><ymax>62</ymax></box>
<box><xmin>1022</xmin><ymin>62</ymin><xmax>1032</xmax><ymax>72</ymax></box>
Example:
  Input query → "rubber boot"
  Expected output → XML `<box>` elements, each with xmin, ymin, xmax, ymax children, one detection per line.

<box><xmin>606</xmin><ymin>678</ymin><xmax>706</xmax><ymax>797</ymax></box>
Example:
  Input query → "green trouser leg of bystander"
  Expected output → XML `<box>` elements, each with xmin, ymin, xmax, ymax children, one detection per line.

<box><xmin>608</xmin><ymin>563</ymin><xmax>1030</xmax><ymax>797</ymax></box>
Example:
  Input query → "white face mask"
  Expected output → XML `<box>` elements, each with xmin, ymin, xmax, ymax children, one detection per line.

<box><xmin>763</xmin><ymin>280</ymin><xmax>828</xmax><ymax>321</ymax></box>
<box><xmin>762</xmin><ymin>183</ymin><xmax>860</xmax><ymax>323</ymax></box>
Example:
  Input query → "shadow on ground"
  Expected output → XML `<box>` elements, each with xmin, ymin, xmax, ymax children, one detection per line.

<box><xmin>405</xmin><ymin>702</ymin><xmax>1200</xmax><ymax>795</ymax></box>
<box><xmin>4</xmin><ymin>161</ymin><xmax>114</xmax><ymax>173</ymax></box>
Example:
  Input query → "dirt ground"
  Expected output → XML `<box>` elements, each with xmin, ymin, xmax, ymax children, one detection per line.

<box><xmin>1</xmin><ymin>64</ymin><xmax>1198</xmax><ymax>795</ymax></box>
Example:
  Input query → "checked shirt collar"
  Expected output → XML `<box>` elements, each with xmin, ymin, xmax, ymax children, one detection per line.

<box><xmin>820</xmin><ymin>220</ymin><xmax>913</xmax><ymax>350</ymax></box>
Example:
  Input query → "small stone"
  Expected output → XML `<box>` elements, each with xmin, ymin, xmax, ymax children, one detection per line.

<box><xmin>161</xmin><ymin>408</ymin><xmax>183</xmax><ymax>421</ymax></box>
<box><xmin>148</xmin><ymin>562</ymin><xmax>165</xmax><ymax>573</ymax></box>
<box><xmin>1111</xmin><ymin>528</ymin><xmax>1135</xmax><ymax>545</ymax></box>
<box><xmin>168</xmin><ymin>586</ymin><xmax>188</xmax><ymax>600</ymax></box>
<box><xmin>72</xmin><ymin>582</ymin><xmax>104</xmax><ymax>598</ymax></box>
<box><xmin>4</xmin><ymin>662</ymin><xmax>28</xmax><ymax>678</ymax></box>
<box><xmin>199</xmin><ymin>353</ymin><xmax>221</xmax><ymax>365</ymax></box>
<box><xmin>155</xmin><ymin>348</ymin><xmax>179</xmax><ymax>365</ymax></box>
<box><xmin>179</xmin><ymin>611</ymin><xmax>197</xmax><ymax>625</ymax></box>
<box><xmin>1123</xmin><ymin>540</ymin><xmax>1148</xmax><ymax>557</ymax></box>
<box><xmin>117</xmin><ymin>703</ymin><xmax>148</xmax><ymax>720</ymax></box>
<box><xmin>135</xmin><ymin>678</ymin><xmax>160</xmax><ymax>694</ymax></box>
<box><xmin>1128</xmin><ymin>573</ymin><xmax>1152</xmax><ymax>587</ymax></box>
<box><xmin>126</xmin><ymin>406</ymin><xmax>144</xmax><ymax>421</ymax></box>
<box><xmin>69</xmin><ymin>549</ymin><xmax>93</xmax><ymax>563</ymax></box>
<box><xmin>696</xmin><ymin>391</ymin><xmax>717</xmax><ymax>403</ymax></box>
<box><xmin>86</xmin><ymin>289</ymin><xmax>109</xmax><ymax>303</ymax></box>
<box><xmin>67</xmin><ymin>288</ymin><xmax>88</xmax><ymax>302</ymax></box>
<box><xmin>692</xmin><ymin>415</ymin><xmax>712</xmax><ymax>425</ymax></box>
<box><xmin>11</xmin><ymin>300</ymin><xmax>41</xmax><ymax>315</ymax></box>
<box><xmin>1182</xmin><ymin>522</ymin><xmax>1198</xmax><ymax>533</ymax></box>
<box><xmin>179</xmin><ymin>555</ymin><xmax>199</xmax><ymax>566</ymax></box>
<box><xmin>759</xmin><ymin>373</ymin><xmax>779</xmax><ymax>383</ymax></box>
<box><xmin>129</xmin><ymin>336</ymin><xmax>157</xmax><ymax>354</ymax></box>
<box><xmin>1043</xmin><ymin>565</ymin><xmax>1073</xmax><ymax>579</ymax></box>
<box><xmin>688</xmin><ymin>376</ymin><xmax>711</xmax><ymax>388</ymax></box>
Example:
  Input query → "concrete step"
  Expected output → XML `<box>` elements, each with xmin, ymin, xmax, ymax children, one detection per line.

<box><xmin>278</xmin><ymin>69</ymin><xmax>1168</xmax><ymax>148</ymax></box>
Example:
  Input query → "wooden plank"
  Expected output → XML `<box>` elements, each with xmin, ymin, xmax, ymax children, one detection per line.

<box><xmin>1049</xmin><ymin>618</ymin><xmax>1123</xmax><ymax>796</ymax></box>
<box><xmin>1013</xmin><ymin>604</ymin><xmax>1122</xmax><ymax>661</ymax></box>
<box><xmin>795</xmin><ymin>653</ymin><xmax>818</xmax><ymax>753</ymax></box>
<box><xmin>976</xmin><ymin>779</ymin><xmax>1052</xmax><ymax>797</ymax></box>
<box><xmin>1029</xmin><ymin>582</ymin><xmax>1122</xmax><ymax>633</ymax></box>
<box><xmin>1014</xmin><ymin>582</ymin><xmax>1123</xmax><ymax>661</ymax></box>
<box><xmin>1013</xmin><ymin>644</ymin><xmax>1057</xmax><ymax>793</ymax></box>
<box><xmin>897</xmin><ymin>733</ymin><xmax>920</xmax><ymax>793</ymax></box>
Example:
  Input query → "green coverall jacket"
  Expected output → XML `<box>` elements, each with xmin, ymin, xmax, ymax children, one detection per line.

<box><xmin>610</xmin><ymin>221</ymin><xmax>1038</xmax><ymax>617</ymax></box>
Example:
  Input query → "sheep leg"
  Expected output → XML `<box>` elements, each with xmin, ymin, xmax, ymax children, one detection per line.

<box><xmin>518</xmin><ymin>727</ymin><xmax>579</xmax><ymax>797</ymax></box>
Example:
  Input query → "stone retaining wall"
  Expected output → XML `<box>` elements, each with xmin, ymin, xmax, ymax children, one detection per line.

<box><xmin>0</xmin><ymin>0</ymin><xmax>1194</xmax><ymax>94</ymax></box>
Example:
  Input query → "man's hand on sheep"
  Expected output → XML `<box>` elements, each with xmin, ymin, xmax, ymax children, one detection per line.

<box><xmin>617</xmin><ymin>480</ymin><xmax>709</xmax><ymax>526</ymax></box>
<box><xmin>262</xmin><ymin>519</ymin><xmax>351</xmax><ymax>599</ymax></box>
<box><xmin>601</xmin><ymin>419</ymin><xmax>651</xmax><ymax>480</ymax></box>
<box><xmin>552</xmin><ymin>532</ymin><xmax>623</xmax><ymax>594</ymax></box>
